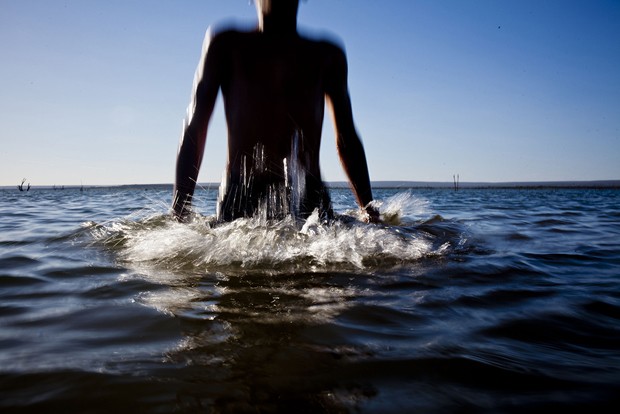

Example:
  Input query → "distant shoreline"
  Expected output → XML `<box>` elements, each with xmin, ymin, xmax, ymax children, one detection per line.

<box><xmin>2</xmin><ymin>180</ymin><xmax>619</xmax><ymax>191</ymax></box>
<box><xmin>344</xmin><ymin>180</ymin><xmax>620</xmax><ymax>189</ymax></box>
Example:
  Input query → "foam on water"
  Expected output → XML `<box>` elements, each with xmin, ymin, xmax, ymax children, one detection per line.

<box><xmin>88</xmin><ymin>192</ymin><xmax>446</xmax><ymax>273</ymax></box>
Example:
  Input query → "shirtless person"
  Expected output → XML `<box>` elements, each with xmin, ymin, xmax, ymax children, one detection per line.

<box><xmin>172</xmin><ymin>0</ymin><xmax>379</xmax><ymax>223</ymax></box>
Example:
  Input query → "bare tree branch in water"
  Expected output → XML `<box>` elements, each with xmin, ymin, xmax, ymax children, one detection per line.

<box><xmin>17</xmin><ymin>178</ymin><xmax>30</xmax><ymax>191</ymax></box>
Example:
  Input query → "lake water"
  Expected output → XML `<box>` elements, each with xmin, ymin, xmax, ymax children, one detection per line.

<box><xmin>1</xmin><ymin>186</ymin><xmax>619</xmax><ymax>413</ymax></box>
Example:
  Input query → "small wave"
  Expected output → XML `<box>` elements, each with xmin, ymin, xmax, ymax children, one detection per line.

<box><xmin>0</xmin><ymin>255</ymin><xmax>42</xmax><ymax>269</ymax></box>
<box><xmin>88</xmin><ymin>192</ymin><xmax>454</xmax><ymax>273</ymax></box>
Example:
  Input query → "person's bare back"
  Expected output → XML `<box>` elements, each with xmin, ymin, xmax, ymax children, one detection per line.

<box><xmin>172</xmin><ymin>0</ymin><xmax>379</xmax><ymax>223</ymax></box>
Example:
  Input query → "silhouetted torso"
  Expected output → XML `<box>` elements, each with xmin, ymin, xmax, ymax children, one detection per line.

<box><xmin>172</xmin><ymin>0</ymin><xmax>378</xmax><ymax>223</ymax></box>
<box><xmin>213</xmin><ymin>30</ymin><xmax>339</xmax><ymax>220</ymax></box>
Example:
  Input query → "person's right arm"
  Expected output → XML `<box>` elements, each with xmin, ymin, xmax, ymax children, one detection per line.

<box><xmin>172</xmin><ymin>29</ymin><xmax>224</xmax><ymax>221</ymax></box>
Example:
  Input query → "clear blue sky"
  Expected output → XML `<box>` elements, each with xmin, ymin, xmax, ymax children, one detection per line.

<box><xmin>1</xmin><ymin>0</ymin><xmax>619</xmax><ymax>186</ymax></box>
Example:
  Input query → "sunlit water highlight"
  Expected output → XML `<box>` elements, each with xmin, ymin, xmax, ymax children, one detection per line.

<box><xmin>1</xmin><ymin>186</ymin><xmax>619</xmax><ymax>413</ymax></box>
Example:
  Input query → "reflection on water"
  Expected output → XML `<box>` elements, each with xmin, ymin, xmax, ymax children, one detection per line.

<box><xmin>142</xmin><ymin>272</ymin><xmax>374</xmax><ymax>412</ymax></box>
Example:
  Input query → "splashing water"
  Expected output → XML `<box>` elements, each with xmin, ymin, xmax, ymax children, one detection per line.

<box><xmin>285</xmin><ymin>130</ymin><xmax>307</xmax><ymax>220</ymax></box>
<box><xmin>88</xmin><ymin>192</ymin><xmax>452</xmax><ymax>274</ymax></box>
<box><xmin>215</xmin><ymin>134</ymin><xmax>313</xmax><ymax>222</ymax></box>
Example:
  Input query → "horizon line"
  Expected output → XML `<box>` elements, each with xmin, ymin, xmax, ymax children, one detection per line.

<box><xmin>2</xmin><ymin>179</ymin><xmax>620</xmax><ymax>190</ymax></box>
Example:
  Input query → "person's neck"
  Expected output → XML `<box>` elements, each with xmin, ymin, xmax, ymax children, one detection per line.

<box><xmin>259</xmin><ymin>16</ymin><xmax>297</xmax><ymax>36</ymax></box>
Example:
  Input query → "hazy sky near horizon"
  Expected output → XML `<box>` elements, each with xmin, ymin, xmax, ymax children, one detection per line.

<box><xmin>1</xmin><ymin>0</ymin><xmax>619</xmax><ymax>186</ymax></box>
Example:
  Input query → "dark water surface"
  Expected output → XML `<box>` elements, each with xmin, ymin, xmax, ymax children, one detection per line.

<box><xmin>1</xmin><ymin>187</ymin><xmax>619</xmax><ymax>413</ymax></box>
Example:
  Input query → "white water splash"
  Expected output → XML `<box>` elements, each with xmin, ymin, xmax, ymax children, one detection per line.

<box><xmin>369</xmin><ymin>191</ymin><xmax>431</xmax><ymax>225</ymax></box>
<box><xmin>285</xmin><ymin>130</ymin><xmax>307</xmax><ymax>220</ymax></box>
<box><xmin>89</xmin><ymin>192</ymin><xmax>443</xmax><ymax>273</ymax></box>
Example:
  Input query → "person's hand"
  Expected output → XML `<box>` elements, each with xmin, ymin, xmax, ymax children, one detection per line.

<box><xmin>362</xmin><ymin>204</ymin><xmax>381</xmax><ymax>224</ymax></box>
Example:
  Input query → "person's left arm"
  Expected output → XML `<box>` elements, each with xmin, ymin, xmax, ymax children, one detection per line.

<box><xmin>324</xmin><ymin>45</ymin><xmax>379</xmax><ymax>223</ymax></box>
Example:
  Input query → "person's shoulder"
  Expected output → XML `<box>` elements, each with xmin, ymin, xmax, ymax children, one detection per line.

<box><xmin>300</xmin><ymin>31</ymin><xmax>343</xmax><ymax>49</ymax></box>
<box><xmin>201</xmin><ymin>27</ymin><xmax>257</xmax><ymax>61</ymax></box>
<box><xmin>208</xmin><ymin>27</ymin><xmax>249</xmax><ymax>44</ymax></box>
<box><xmin>299</xmin><ymin>31</ymin><xmax>346</xmax><ymax>59</ymax></box>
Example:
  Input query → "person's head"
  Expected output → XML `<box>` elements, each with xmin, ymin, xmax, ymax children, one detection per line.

<box><xmin>255</xmin><ymin>0</ymin><xmax>300</xmax><ymax>33</ymax></box>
